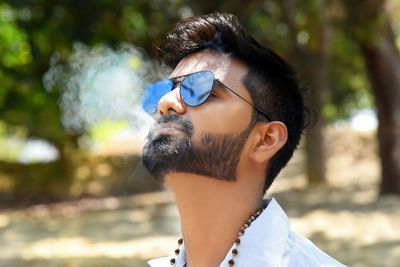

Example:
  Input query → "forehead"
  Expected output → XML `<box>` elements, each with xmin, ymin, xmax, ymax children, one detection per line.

<box><xmin>169</xmin><ymin>50</ymin><xmax>248</xmax><ymax>83</ymax></box>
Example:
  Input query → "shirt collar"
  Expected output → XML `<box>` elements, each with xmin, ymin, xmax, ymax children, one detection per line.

<box><xmin>148</xmin><ymin>198</ymin><xmax>290</xmax><ymax>267</ymax></box>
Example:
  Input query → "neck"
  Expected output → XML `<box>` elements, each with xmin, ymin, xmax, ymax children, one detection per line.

<box><xmin>165</xmin><ymin>173</ymin><xmax>263</xmax><ymax>267</ymax></box>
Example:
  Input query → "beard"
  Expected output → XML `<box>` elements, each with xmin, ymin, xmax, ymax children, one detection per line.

<box><xmin>142</xmin><ymin>114</ymin><xmax>253</xmax><ymax>182</ymax></box>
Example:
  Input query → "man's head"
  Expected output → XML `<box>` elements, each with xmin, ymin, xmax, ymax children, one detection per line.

<box><xmin>142</xmin><ymin>13</ymin><xmax>309</xmax><ymax>193</ymax></box>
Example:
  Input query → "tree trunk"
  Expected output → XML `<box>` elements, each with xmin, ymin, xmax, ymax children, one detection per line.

<box><xmin>342</xmin><ymin>0</ymin><xmax>400</xmax><ymax>195</ymax></box>
<box><xmin>359</xmin><ymin>21</ymin><xmax>400</xmax><ymax>195</ymax></box>
<box><xmin>279</xmin><ymin>0</ymin><xmax>329</xmax><ymax>184</ymax></box>
<box><xmin>304</xmin><ymin>55</ymin><xmax>327</xmax><ymax>184</ymax></box>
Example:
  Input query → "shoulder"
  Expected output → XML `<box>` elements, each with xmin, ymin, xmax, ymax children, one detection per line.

<box><xmin>282</xmin><ymin>231</ymin><xmax>347</xmax><ymax>267</ymax></box>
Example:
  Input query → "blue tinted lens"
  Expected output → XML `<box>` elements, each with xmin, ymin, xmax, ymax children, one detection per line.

<box><xmin>141</xmin><ymin>79</ymin><xmax>174</xmax><ymax>114</ymax></box>
<box><xmin>180</xmin><ymin>71</ymin><xmax>214</xmax><ymax>106</ymax></box>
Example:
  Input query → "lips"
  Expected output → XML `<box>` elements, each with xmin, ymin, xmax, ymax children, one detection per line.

<box><xmin>153</xmin><ymin>115</ymin><xmax>193</xmax><ymax>136</ymax></box>
<box><xmin>156</xmin><ymin>122</ymin><xmax>186</xmax><ymax>135</ymax></box>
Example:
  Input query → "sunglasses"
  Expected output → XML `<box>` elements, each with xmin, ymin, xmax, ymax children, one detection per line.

<box><xmin>141</xmin><ymin>70</ymin><xmax>271</xmax><ymax>121</ymax></box>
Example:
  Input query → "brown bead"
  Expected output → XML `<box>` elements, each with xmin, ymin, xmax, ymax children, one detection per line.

<box><xmin>228</xmin><ymin>259</ymin><xmax>235</xmax><ymax>266</ymax></box>
<box><xmin>232</xmin><ymin>248</ymin><xmax>238</xmax><ymax>256</ymax></box>
<box><xmin>175</xmin><ymin>249</ymin><xmax>180</xmax><ymax>255</ymax></box>
<box><xmin>235</xmin><ymin>238</ymin><xmax>241</xmax><ymax>244</ymax></box>
<box><xmin>170</xmin><ymin>258</ymin><xmax>176</xmax><ymax>265</ymax></box>
<box><xmin>178</xmin><ymin>238</ymin><xmax>183</xmax><ymax>245</ymax></box>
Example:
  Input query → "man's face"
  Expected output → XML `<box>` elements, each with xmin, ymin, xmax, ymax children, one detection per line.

<box><xmin>142</xmin><ymin>50</ymin><xmax>255</xmax><ymax>181</ymax></box>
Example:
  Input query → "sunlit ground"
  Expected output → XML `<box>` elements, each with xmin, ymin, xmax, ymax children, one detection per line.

<box><xmin>0</xmin><ymin>127</ymin><xmax>399</xmax><ymax>267</ymax></box>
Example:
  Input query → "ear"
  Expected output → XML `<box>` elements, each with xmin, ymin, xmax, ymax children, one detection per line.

<box><xmin>249</xmin><ymin>121</ymin><xmax>288</xmax><ymax>164</ymax></box>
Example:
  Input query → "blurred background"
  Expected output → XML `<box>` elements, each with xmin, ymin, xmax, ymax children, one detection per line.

<box><xmin>0</xmin><ymin>0</ymin><xmax>399</xmax><ymax>266</ymax></box>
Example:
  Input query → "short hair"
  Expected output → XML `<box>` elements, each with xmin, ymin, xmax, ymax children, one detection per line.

<box><xmin>159</xmin><ymin>13</ymin><xmax>311</xmax><ymax>193</ymax></box>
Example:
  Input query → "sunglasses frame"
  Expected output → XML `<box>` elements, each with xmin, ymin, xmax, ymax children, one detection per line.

<box><xmin>146</xmin><ymin>70</ymin><xmax>272</xmax><ymax>121</ymax></box>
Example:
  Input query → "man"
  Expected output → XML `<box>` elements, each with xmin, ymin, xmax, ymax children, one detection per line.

<box><xmin>141</xmin><ymin>13</ymin><xmax>346</xmax><ymax>267</ymax></box>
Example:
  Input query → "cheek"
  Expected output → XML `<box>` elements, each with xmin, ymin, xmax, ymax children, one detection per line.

<box><xmin>187</xmin><ymin>102</ymin><xmax>253</xmax><ymax>138</ymax></box>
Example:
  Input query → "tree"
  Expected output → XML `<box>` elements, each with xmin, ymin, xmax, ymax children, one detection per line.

<box><xmin>277</xmin><ymin>0</ymin><xmax>330</xmax><ymax>185</ymax></box>
<box><xmin>340</xmin><ymin>0</ymin><xmax>400</xmax><ymax>195</ymax></box>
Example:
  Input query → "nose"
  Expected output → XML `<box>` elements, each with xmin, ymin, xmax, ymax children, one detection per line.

<box><xmin>157</xmin><ymin>87</ymin><xmax>186</xmax><ymax>115</ymax></box>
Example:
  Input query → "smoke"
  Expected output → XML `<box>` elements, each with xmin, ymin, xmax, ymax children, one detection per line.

<box><xmin>43</xmin><ymin>42</ymin><xmax>167</xmax><ymax>134</ymax></box>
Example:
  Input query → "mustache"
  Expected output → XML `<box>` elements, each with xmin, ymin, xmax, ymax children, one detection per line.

<box><xmin>155</xmin><ymin>114</ymin><xmax>194</xmax><ymax>136</ymax></box>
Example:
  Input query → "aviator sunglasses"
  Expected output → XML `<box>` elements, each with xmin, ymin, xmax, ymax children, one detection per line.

<box><xmin>141</xmin><ymin>70</ymin><xmax>271</xmax><ymax>121</ymax></box>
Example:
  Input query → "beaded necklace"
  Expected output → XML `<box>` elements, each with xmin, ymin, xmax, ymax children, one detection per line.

<box><xmin>170</xmin><ymin>204</ymin><xmax>266</xmax><ymax>267</ymax></box>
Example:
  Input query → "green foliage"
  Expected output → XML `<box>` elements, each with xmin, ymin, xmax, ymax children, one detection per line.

<box><xmin>123</xmin><ymin>8</ymin><xmax>147</xmax><ymax>40</ymax></box>
<box><xmin>0</xmin><ymin>3</ymin><xmax>31</xmax><ymax>107</ymax></box>
<box><xmin>89</xmin><ymin>120</ymin><xmax>129</xmax><ymax>143</ymax></box>
<box><xmin>325</xmin><ymin>30</ymin><xmax>373</xmax><ymax>121</ymax></box>
<box><xmin>0</xmin><ymin>4</ymin><xmax>32</xmax><ymax>68</ymax></box>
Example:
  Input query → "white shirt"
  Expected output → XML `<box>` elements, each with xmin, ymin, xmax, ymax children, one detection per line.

<box><xmin>148</xmin><ymin>198</ymin><xmax>347</xmax><ymax>267</ymax></box>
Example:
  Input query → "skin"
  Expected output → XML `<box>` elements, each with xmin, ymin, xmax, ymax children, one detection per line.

<box><xmin>155</xmin><ymin>50</ymin><xmax>288</xmax><ymax>267</ymax></box>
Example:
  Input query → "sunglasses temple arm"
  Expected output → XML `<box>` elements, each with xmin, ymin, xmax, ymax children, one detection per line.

<box><xmin>218</xmin><ymin>81</ymin><xmax>272</xmax><ymax>121</ymax></box>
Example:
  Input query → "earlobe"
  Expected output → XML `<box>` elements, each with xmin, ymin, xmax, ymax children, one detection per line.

<box><xmin>250</xmin><ymin>122</ymin><xmax>288</xmax><ymax>164</ymax></box>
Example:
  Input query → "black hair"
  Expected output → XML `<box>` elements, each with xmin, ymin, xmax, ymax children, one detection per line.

<box><xmin>159</xmin><ymin>13</ymin><xmax>312</xmax><ymax>193</ymax></box>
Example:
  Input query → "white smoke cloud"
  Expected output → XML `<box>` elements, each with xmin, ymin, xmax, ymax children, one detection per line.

<box><xmin>43</xmin><ymin>42</ymin><xmax>166</xmax><ymax>134</ymax></box>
